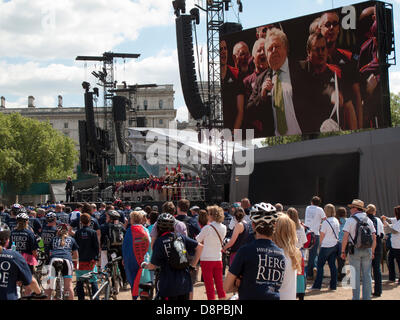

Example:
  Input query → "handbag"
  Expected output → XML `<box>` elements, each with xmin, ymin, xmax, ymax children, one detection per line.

<box><xmin>210</xmin><ymin>224</ymin><xmax>227</xmax><ymax>254</ymax></box>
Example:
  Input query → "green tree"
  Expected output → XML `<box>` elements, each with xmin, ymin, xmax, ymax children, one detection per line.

<box><xmin>391</xmin><ymin>92</ymin><xmax>400</xmax><ymax>127</ymax></box>
<box><xmin>0</xmin><ymin>113</ymin><xmax>78</xmax><ymax>192</ymax></box>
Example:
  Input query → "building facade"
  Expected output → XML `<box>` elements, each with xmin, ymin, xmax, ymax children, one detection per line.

<box><xmin>0</xmin><ymin>84</ymin><xmax>177</xmax><ymax>168</ymax></box>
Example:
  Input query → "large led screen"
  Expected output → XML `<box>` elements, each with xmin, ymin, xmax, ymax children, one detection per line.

<box><xmin>220</xmin><ymin>1</ymin><xmax>391</xmax><ymax>138</ymax></box>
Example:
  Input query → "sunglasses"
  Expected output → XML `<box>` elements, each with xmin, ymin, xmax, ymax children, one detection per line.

<box><xmin>324</xmin><ymin>21</ymin><xmax>339</xmax><ymax>28</ymax></box>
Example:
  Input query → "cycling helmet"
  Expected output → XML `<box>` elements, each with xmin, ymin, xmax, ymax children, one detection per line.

<box><xmin>250</xmin><ymin>202</ymin><xmax>281</xmax><ymax>225</ymax></box>
<box><xmin>0</xmin><ymin>223</ymin><xmax>11</xmax><ymax>241</ymax></box>
<box><xmin>45</xmin><ymin>212</ymin><xmax>57</xmax><ymax>222</ymax></box>
<box><xmin>11</xmin><ymin>203</ymin><xmax>22</xmax><ymax>214</ymax></box>
<box><xmin>16</xmin><ymin>212</ymin><xmax>29</xmax><ymax>221</ymax></box>
<box><xmin>107</xmin><ymin>210</ymin><xmax>120</xmax><ymax>220</ymax></box>
<box><xmin>157</xmin><ymin>213</ymin><xmax>175</xmax><ymax>229</ymax></box>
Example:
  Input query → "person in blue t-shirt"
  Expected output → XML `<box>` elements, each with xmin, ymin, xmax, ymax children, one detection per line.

<box><xmin>6</xmin><ymin>204</ymin><xmax>23</xmax><ymax>231</ymax></box>
<box><xmin>142</xmin><ymin>213</ymin><xmax>203</xmax><ymax>300</ymax></box>
<box><xmin>0</xmin><ymin>223</ymin><xmax>43</xmax><ymax>300</ymax></box>
<box><xmin>0</xmin><ymin>205</ymin><xmax>10</xmax><ymax>225</ymax></box>
<box><xmin>55</xmin><ymin>204</ymin><xmax>70</xmax><ymax>225</ymax></box>
<box><xmin>28</xmin><ymin>210</ymin><xmax>42</xmax><ymax>236</ymax></box>
<box><xmin>224</xmin><ymin>203</ymin><xmax>286</xmax><ymax>300</ymax></box>
<box><xmin>74</xmin><ymin>213</ymin><xmax>100</xmax><ymax>300</ymax></box>
<box><xmin>41</xmin><ymin>213</ymin><xmax>58</xmax><ymax>260</ymax></box>
<box><xmin>9</xmin><ymin>213</ymin><xmax>39</xmax><ymax>279</ymax></box>
<box><xmin>46</xmin><ymin>223</ymin><xmax>79</xmax><ymax>300</ymax></box>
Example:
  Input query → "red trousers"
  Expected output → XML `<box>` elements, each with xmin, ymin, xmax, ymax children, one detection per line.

<box><xmin>200</xmin><ymin>260</ymin><xmax>226</xmax><ymax>300</ymax></box>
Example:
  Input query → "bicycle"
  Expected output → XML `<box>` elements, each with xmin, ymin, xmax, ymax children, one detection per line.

<box><xmin>108</xmin><ymin>251</ymin><xmax>123</xmax><ymax>295</ymax></box>
<box><xmin>46</xmin><ymin>260</ymin><xmax>66</xmax><ymax>300</ymax></box>
<box><xmin>33</xmin><ymin>251</ymin><xmax>48</xmax><ymax>290</ymax></box>
<box><xmin>79</xmin><ymin>256</ymin><xmax>122</xmax><ymax>300</ymax></box>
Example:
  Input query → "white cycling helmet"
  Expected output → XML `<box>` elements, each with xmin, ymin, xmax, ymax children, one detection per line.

<box><xmin>250</xmin><ymin>202</ymin><xmax>281</xmax><ymax>225</ymax></box>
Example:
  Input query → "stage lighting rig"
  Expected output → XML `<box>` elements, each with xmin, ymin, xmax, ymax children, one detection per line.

<box><xmin>172</xmin><ymin>0</ymin><xmax>186</xmax><ymax>17</ymax></box>
<box><xmin>190</xmin><ymin>7</ymin><xmax>200</xmax><ymax>25</ymax></box>
<box><xmin>237</xmin><ymin>0</ymin><xmax>243</xmax><ymax>12</ymax></box>
<box><xmin>223</xmin><ymin>0</ymin><xmax>231</xmax><ymax>11</ymax></box>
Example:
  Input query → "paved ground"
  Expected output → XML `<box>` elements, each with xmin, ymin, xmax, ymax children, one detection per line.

<box><xmin>112</xmin><ymin>264</ymin><xmax>400</xmax><ymax>300</ymax></box>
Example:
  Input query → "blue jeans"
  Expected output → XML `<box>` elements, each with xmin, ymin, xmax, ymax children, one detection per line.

<box><xmin>348</xmin><ymin>248</ymin><xmax>372</xmax><ymax>300</ymax></box>
<box><xmin>312</xmin><ymin>246</ymin><xmax>337</xmax><ymax>289</ymax></box>
<box><xmin>388</xmin><ymin>248</ymin><xmax>400</xmax><ymax>281</ymax></box>
<box><xmin>306</xmin><ymin>235</ymin><xmax>320</xmax><ymax>278</ymax></box>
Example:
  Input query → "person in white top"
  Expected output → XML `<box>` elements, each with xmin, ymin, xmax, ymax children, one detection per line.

<box><xmin>304</xmin><ymin>196</ymin><xmax>326</xmax><ymax>279</ymax></box>
<box><xmin>341</xmin><ymin>199</ymin><xmax>376</xmax><ymax>300</ymax></box>
<box><xmin>196</xmin><ymin>205</ymin><xmax>227</xmax><ymax>300</ymax></box>
<box><xmin>381</xmin><ymin>205</ymin><xmax>400</xmax><ymax>283</ymax></box>
<box><xmin>287</xmin><ymin>208</ymin><xmax>307</xmax><ymax>300</ymax></box>
<box><xmin>310</xmin><ymin>204</ymin><xmax>340</xmax><ymax>290</ymax></box>
<box><xmin>273</xmin><ymin>214</ymin><xmax>302</xmax><ymax>300</ymax></box>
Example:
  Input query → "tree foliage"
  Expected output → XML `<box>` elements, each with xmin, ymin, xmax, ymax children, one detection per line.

<box><xmin>0</xmin><ymin>113</ymin><xmax>78</xmax><ymax>192</ymax></box>
<box><xmin>391</xmin><ymin>92</ymin><xmax>400</xmax><ymax>127</ymax></box>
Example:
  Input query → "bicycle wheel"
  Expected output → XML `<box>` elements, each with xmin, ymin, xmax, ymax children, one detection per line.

<box><xmin>111</xmin><ymin>265</ymin><xmax>120</xmax><ymax>299</ymax></box>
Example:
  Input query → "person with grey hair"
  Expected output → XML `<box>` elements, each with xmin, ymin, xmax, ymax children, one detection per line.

<box><xmin>247</xmin><ymin>27</ymin><xmax>304</xmax><ymax>138</ymax></box>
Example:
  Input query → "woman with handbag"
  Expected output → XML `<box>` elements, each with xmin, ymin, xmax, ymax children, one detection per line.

<box><xmin>310</xmin><ymin>204</ymin><xmax>340</xmax><ymax>291</ymax></box>
<box><xmin>195</xmin><ymin>205</ymin><xmax>227</xmax><ymax>300</ymax></box>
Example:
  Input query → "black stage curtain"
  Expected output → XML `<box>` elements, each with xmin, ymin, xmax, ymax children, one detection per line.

<box><xmin>249</xmin><ymin>152</ymin><xmax>360</xmax><ymax>206</ymax></box>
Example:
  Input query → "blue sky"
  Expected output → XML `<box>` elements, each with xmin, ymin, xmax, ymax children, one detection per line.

<box><xmin>0</xmin><ymin>0</ymin><xmax>399</xmax><ymax>121</ymax></box>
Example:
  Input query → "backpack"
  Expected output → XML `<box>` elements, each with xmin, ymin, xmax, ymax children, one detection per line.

<box><xmin>181</xmin><ymin>216</ymin><xmax>200</xmax><ymax>240</ymax></box>
<box><xmin>109</xmin><ymin>223</ymin><xmax>125</xmax><ymax>247</ymax></box>
<box><xmin>351</xmin><ymin>215</ymin><xmax>373</xmax><ymax>249</ymax></box>
<box><xmin>302</xmin><ymin>224</ymin><xmax>316</xmax><ymax>250</ymax></box>
<box><xmin>167</xmin><ymin>233</ymin><xmax>189</xmax><ymax>270</ymax></box>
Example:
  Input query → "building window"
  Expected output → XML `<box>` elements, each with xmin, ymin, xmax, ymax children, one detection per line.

<box><xmin>64</xmin><ymin>122</ymin><xmax>68</xmax><ymax>129</ymax></box>
<box><xmin>63</xmin><ymin>131</ymin><xmax>69</xmax><ymax>136</ymax></box>
<box><xmin>159</xmin><ymin>119</ymin><xmax>163</xmax><ymax>125</ymax></box>
<box><xmin>159</xmin><ymin>100</ymin><xmax>163</xmax><ymax>109</ymax></box>
<box><xmin>144</xmin><ymin>100</ymin><xmax>148</xmax><ymax>110</ymax></box>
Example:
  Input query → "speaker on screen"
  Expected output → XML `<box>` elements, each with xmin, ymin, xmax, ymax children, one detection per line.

<box><xmin>175</xmin><ymin>14</ymin><xmax>207</xmax><ymax>120</ymax></box>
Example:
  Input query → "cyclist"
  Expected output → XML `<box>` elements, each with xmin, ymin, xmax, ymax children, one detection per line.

<box><xmin>41</xmin><ymin>212</ymin><xmax>58</xmax><ymax>261</ymax></box>
<box><xmin>27</xmin><ymin>209</ymin><xmax>42</xmax><ymax>236</ymax></box>
<box><xmin>55</xmin><ymin>204</ymin><xmax>70</xmax><ymax>225</ymax></box>
<box><xmin>142</xmin><ymin>213</ymin><xmax>203</xmax><ymax>300</ymax></box>
<box><xmin>74</xmin><ymin>213</ymin><xmax>100</xmax><ymax>300</ymax></box>
<box><xmin>0</xmin><ymin>205</ymin><xmax>10</xmax><ymax>225</ymax></box>
<box><xmin>9</xmin><ymin>212</ymin><xmax>39</xmax><ymax>295</ymax></box>
<box><xmin>46</xmin><ymin>223</ymin><xmax>79</xmax><ymax>300</ymax></box>
<box><xmin>70</xmin><ymin>203</ymin><xmax>101</xmax><ymax>250</ymax></box>
<box><xmin>122</xmin><ymin>210</ymin><xmax>150</xmax><ymax>299</ymax></box>
<box><xmin>6</xmin><ymin>204</ymin><xmax>23</xmax><ymax>231</ymax></box>
<box><xmin>224</xmin><ymin>203</ymin><xmax>286</xmax><ymax>300</ymax></box>
<box><xmin>100</xmin><ymin>210</ymin><xmax>127</xmax><ymax>289</ymax></box>
<box><xmin>36</xmin><ymin>208</ymin><xmax>47</xmax><ymax>227</ymax></box>
<box><xmin>0</xmin><ymin>223</ymin><xmax>43</xmax><ymax>300</ymax></box>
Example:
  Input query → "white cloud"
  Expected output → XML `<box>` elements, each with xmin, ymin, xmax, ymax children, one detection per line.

<box><xmin>390</xmin><ymin>71</ymin><xmax>400</xmax><ymax>94</ymax></box>
<box><xmin>0</xmin><ymin>0</ymin><xmax>174</xmax><ymax>60</ymax></box>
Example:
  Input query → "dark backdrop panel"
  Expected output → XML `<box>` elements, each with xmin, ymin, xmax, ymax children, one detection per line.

<box><xmin>249</xmin><ymin>152</ymin><xmax>360</xmax><ymax>206</ymax></box>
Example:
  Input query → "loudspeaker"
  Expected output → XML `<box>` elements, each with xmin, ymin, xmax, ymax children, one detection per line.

<box><xmin>176</xmin><ymin>14</ymin><xmax>207</xmax><ymax>120</ymax></box>
<box><xmin>376</xmin><ymin>2</ymin><xmax>395</xmax><ymax>56</ymax></box>
<box><xmin>220</xmin><ymin>22</ymin><xmax>243</xmax><ymax>36</ymax></box>
<box><xmin>78</xmin><ymin>120</ymin><xmax>88</xmax><ymax>173</ymax></box>
<box><xmin>137</xmin><ymin>117</ymin><xmax>146</xmax><ymax>127</ymax></box>
<box><xmin>112</xmin><ymin>96</ymin><xmax>127</xmax><ymax>122</ymax></box>
<box><xmin>84</xmin><ymin>91</ymin><xmax>101</xmax><ymax>154</ymax></box>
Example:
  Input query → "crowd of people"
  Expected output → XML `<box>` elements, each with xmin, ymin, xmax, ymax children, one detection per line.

<box><xmin>222</xmin><ymin>6</ymin><xmax>382</xmax><ymax>138</ymax></box>
<box><xmin>0</xmin><ymin>196</ymin><xmax>399</xmax><ymax>301</ymax></box>
<box><xmin>113</xmin><ymin>167</ymin><xmax>202</xmax><ymax>202</ymax></box>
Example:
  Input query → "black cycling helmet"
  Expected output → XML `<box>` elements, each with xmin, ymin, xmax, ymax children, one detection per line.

<box><xmin>45</xmin><ymin>212</ymin><xmax>57</xmax><ymax>222</ymax></box>
<box><xmin>16</xmin><ymin>212</ymin><xmax>29</xmax><ymax>221</ymax></box>
<box><xmin>157</xmin><ymin>213</ymin><xmax>175</xmax><ymax>229</ymax></box>
<box><xmin>250</xmin><ymin>202</ymin><xmax>281</xmax><ymax>225</ymax></box>
<box><xmin>0</xmin><ymin>223</ymin><xmax>11</xmax><ymax>242</ymax></box>
<box><xmin>107</xmin><ymin>210</ymin><xmax>120</xmax><ymax>220</ymax></box>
